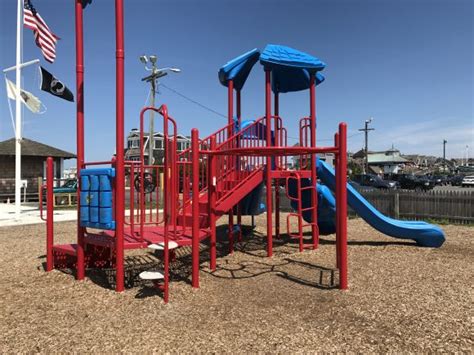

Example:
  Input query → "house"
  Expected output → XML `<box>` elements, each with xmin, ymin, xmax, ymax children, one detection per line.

<box><xmin>124</xmin><ymin>129</ymin><xmax>191</xmax><ymax>163</ymax></box>
<box><xmin>353</xmin><ymin>146</ymin><xmax>410</xmax><ymax>174</ymax></box>
<box><xmin>0</xmin><ymin>138</ymin><xmax>76</xmax><ymax>202</ymax></box>
<box><xmin>291</xmin><ymin>143</ymin><xmax>335</xmax><ymax>169</ymax></box>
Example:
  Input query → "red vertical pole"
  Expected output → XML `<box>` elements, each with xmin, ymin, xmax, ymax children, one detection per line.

<box><xmin>338</xmin><ymin>123</ymin><xmax>348</xmax><ymax>290</ymax></box>
<box><xmin>309</xmin><ymin>73</ymin><xmax>319</xmax><ymax>249</ymax></box>
<box><xmin>229</xmin><ymin>209</ymin><xmax>234</xmax><ymax>253</ymax></box>
<box><xmin>265</xmin><ymin>69</ymin><xmax>273</xmax><ymax>257</ymax></box>
<box><xmin>334</xmin><ymin>132</ymin><xmax>340</xmax><ymax>269</ymax></box>
<box><xmin>130</xmin><ymin>163</ymin><xmax>135</xmax><ymax>235</ymax></box>
<box><xmin>75</xmin><ymin>0</ymin><xmax>85</xmax><ymax>281</ymax></box>
<box><xmin>191</xmin><ymin>129</ymin><xmax>200</xmax><ymax>288</ymax></box>
<box><xmin>228</xmin><ymin>80</ymin><xmax>234</xmax><ymax>129</ymax></box>
<box><xmin>274</xmin><ymin>92</ymin><xmax>280</xmax><ymax>239</ymax></box>
<box><xmin>46</xmin><ymin>157</ymin><xmax>54</xmax><ymax>272</ymax></box>
<box><xmin>227</xmin><ymin>81</ymin><xmax>234</xmax><ymax>244</ymax></box>
<box><xmin>139</xmin><ymin>109</ymin><xmax>146</xmax><ymax>238</ymax></box>
<box><xmin>208</xmin><ymin>136</ymin><xmax>217</xmax><ymax>270</ymax></box>
<box><xmin>236</xmin><ymin>90</ymin><xmax>242</xmax><ymax>242</ymax></box>
<box><xmin>236</xmin><ymin>89</ymin><xmax>241</xmax><ymax>127</ymax></box>
<box><xmin>114</xmin><ymin>0</ymin><xmax>125</xmax><ymax>292</ymax></box>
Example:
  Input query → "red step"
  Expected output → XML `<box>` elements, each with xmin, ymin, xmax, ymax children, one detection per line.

<box><xmin>216</xmin><ymin>169</ymin><xmax>264</xmax><ymax>213</ymax></box>
<box><xmin>52</xmin><ymin>243</ymin><xmax>78</xmax><ymax>256</ymax></box>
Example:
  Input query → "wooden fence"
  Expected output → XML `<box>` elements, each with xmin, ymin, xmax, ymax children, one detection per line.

<box><xmin>277</xmin><ymin>187</ymin><xmax>473</xmax><ymax>225</ymax></box>
<box><xmin>352</xmin><ymin>189</ymin><xmax>474</xmax><ymax>225</ymax></box>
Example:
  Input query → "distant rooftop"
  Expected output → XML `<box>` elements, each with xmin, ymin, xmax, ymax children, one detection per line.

<box><xmin>0</xmin><ymin>138</ymin><xmax>76</xmax><ymax>159</ymax></box>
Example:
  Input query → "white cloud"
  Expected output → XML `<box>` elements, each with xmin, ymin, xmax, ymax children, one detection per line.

<box><xmin>351</xmin><ymin>118</ymin><xmax>474</xmax><ymax>158</ymax></box>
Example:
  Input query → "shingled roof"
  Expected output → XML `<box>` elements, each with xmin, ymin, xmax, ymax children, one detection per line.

<box><xmin>0</xmin><ymin>138</ymin><xmax>76</xmax><ymax>159</ymax></box>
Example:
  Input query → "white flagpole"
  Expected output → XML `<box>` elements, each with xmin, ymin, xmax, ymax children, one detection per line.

<box><xmin>15</xmin><ymin>0</ymin><xmax>23</xmax><ymax>219</ymax></box>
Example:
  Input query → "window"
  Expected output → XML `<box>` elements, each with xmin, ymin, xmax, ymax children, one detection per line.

<box><xmin>130</xmin><ymin>139</ymin><xmax>139</xmax><ymax>148</ymax></box>
<box><xmin>154</xmin><ymin>138</ymin><xmax>163</xmax><ymax>149</ymax></box>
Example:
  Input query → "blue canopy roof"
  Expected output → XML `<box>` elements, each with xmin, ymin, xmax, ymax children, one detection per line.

<box><xmin>218</xmin><ymin>48</ymin><xmax>260</xmax><ymax>91</ymax></box>
<box><xmin>260</xmin><ymin>44</ymin><xmax>326</xmax><ymax>72</ymax></box>
<box><xmin>218</xmin><ymin>44</ymin><xmax>326</xmax><ymax>93</ymax></box>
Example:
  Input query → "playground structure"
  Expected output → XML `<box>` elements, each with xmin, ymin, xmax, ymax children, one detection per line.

<box><xmin>42</xmin><ymin>1</ymin><xmax>444</xmax><ymax>303</ymax></box>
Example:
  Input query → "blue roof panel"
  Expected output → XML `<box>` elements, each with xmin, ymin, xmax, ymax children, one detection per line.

<box><xmin>260</xmin><ymin>44</ymin><xmax>326</xmax><ymax>72</ymax></box>
<box><xmin>219</xmin><ymin>45</ymin><xmax>326</xmax><ymax>93</ymax></box>
<box><xmin>218</xmin><ymin>48</ymin><xmax>260</xmax><ymax>91</ymax></box>
<box><xmin>271</xmin><ymin>67</ymin><xmax>325</xmax><ymax>93</ymax></box>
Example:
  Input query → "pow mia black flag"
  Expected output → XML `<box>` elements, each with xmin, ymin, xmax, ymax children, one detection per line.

<box><xmin>39</xmin><ymin>66</ymin><xmax>74</xmax><ymax>102</ymax></box>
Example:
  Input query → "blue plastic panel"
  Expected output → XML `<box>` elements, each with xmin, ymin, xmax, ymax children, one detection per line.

<box><xmin>79</xmin><ymin>168</ymin><xmax>115</xmax><ymax>230</ymax></box>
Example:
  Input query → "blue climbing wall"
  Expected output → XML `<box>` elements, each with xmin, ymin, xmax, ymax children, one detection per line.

<box><xmin>79</xmin><ymin>168</ymin><xmax>115</xmax><ymax>230</ymax></box>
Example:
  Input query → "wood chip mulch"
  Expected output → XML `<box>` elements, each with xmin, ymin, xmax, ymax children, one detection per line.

<box><xmin>0</xmin><ymin>215</ymin><xmax>472</xmax><ymax>353</ymax></box>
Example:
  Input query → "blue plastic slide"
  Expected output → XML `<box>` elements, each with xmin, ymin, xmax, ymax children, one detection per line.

<box><xmin>288</xmin><ymin>160</ymin><xmax>445</xmax><ymax>248</ymax></box>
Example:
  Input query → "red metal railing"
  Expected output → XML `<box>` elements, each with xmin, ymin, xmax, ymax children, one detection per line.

<box><xmin>299</xmin><ymin>117</ymin><xmax>311</xmax><ymax>170</ymax></box>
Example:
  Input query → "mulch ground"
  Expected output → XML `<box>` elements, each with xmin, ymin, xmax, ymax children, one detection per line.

<box><xmin>0</xmin><ymin>215</ymin><xmax>472</xmax><ymax>353</ymax></box>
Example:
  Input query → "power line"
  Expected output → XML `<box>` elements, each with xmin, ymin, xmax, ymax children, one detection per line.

<box><xmin>159</xmin><ymin>83</ymin><xmax>227</xmax><ymax>119</ymax></box>
<box><xmin>159</xmin><ymin>82</ymin><xmax>363</xmax><ymax>143</ymax></box>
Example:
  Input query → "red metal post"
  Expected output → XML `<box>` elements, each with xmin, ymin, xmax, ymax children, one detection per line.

<box><xmin>309</xmin><ymin>73</ymin><xmax>319</xmax><ymax>249</ymax></box>
<box><xmin>227</xmin><ymin>80</ymin><xmax>234</xmax><ymax>242</ymax></box>
<box><xmin>139</xmin><ymin>108</ymin><xmax>146</xmax><ymax>238</ymax></box>
<box><xmin>228</xmin><ymin>209</ymin><xmax>234</xmax><ymax>254</ymax></box>
<box><xmin>46</xmin><ymin>157</ymin><xmax>54</xmax><ymax>272</ymax></box>
<box><xmin>75</xmin><ymin>0</ymin><xmax>85</xmax><ymax>281</ymax></box>
<box><xmin>338</xmin><ymin>123</ymin><xmax>348</xmax><ymax>290</ymax></box>
<box><xmin>274</xmin><ymin>92</ymin><xmax>280</xmax><ymax>239</ymax></box>
<box><xmin>208</xmin><ymin>136</ymin><xmax>217</xmax><ymax>270</ymax></box>
<box><xmin>114</xmin><ymin>0</ymin><xmax>125</xmax><ymax>292</ymax></box>
<box><xmin>236</xmin><ymin>90</ymin><xmax>242</xmax><ymax>242</ymax></box>
<box><xmin>236</xmin><ymin>89</ymin><xmax>241</xmax><ymax>128</ymax></box>
<box><xmin>191</xmin><ymin>128</ymin><xmax>200</xmax><ymax>288</ymax></box>
<box><xmin>228</xmin><ymin>80</ymin><xmax>234</xmax><ymax>128</ymax></box>
<box><xmin>130</xmin><ymin>163</ymin><xmax>135</xmax><ymax>235</ymax></box>
<box><xmin>265</xmin><ymin>69</ymin><xmax>273</xmax><ymax>257</ymax></box>
<box><xmin>334</xmin><ymin>132</ymin><xmax>340</xmax><ymax>269</ymax></box>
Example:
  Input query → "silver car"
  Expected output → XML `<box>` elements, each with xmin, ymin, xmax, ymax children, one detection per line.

<box><xmin>461</xmin><ymin>175</ymin><xmax>474</xmax><ymax>187</ymax></box>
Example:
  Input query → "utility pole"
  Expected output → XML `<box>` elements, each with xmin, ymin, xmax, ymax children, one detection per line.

<box><xmin>443</xmin><ymin>139</ymin><xmax>447</xmax><ymax>172</ymax></box>
<box><xmin>358</xmin><ymin>118</ymin><xmax>374</xmax><ymax>174</ymax></box>
<box><xmin>140</xmin><ymin>55</ymin><xmax>180</xmax><ymax>165</ymax></box>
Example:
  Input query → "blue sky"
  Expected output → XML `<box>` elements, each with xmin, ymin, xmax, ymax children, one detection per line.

<box><xmin>0</xmin><ymin>0</ymin><xmax>472</xmax><ymax>167</ymax></box>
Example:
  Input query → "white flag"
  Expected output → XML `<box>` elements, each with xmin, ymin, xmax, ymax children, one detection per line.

<box><xmin>5</xmin><ymin>77</ymin><xmax>42</xmax><ymax>114</ymax></box>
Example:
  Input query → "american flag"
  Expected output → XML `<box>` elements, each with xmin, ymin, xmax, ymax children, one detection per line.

<box><xmin>23</xmin><ymin>0</ymin><xmax>59</xmax><ymax>63</ymax></box>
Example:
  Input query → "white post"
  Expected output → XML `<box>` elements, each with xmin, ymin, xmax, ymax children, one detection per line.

<box><xmin>15</xmin><ymin>0</ymin><xmax>23</xmax><ymax>220</ymax></box>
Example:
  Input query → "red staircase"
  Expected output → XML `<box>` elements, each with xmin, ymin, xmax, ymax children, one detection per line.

<box><xmin>174</xmin><ymin>117</ymin><xmax>270</xmax><ymax>230</ymax></box>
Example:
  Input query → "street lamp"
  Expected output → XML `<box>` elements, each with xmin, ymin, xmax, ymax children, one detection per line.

<box><xmin>139</xmin><ymin>55</ymin><xmax>180</xmax><ymax>165</ymax></box>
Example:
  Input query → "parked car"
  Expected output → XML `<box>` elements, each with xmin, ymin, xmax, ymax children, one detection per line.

<box><xmin>54</xmin><ymin>179</ymin><xmax>78</xmax><ymax>193</ymax></box>
<box><xmin>426</xmin><ymin>175</ymin><xmax>449</xmax><ymax>186</ymax></box>
<box><xmin>391</xmin><ymin>174</ymin><xmax>434</xmax><ymax>191</ymax></box>
<box><xmin>461</xmin><ymin>175</ymin><xmax>474</xmax><ymax>187</ymax></box>
<box><xmin>42</xmin><ymin>179</ymin><xmax>78</xmax><ymax>204</ymax></box>
<box><xmin>448</xmin><ymin>175</ymin><xmax>465</xmax><ymax>186</ymax></box>
<box><xmin>351</xmin><ymin>174</ymin><xmax>398</xmax><ymax>190</ymax></box>
<box><xmin>348</xmin><ymin>180</ymin><xmax>375</xmax><ymax>191</ymax></box>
